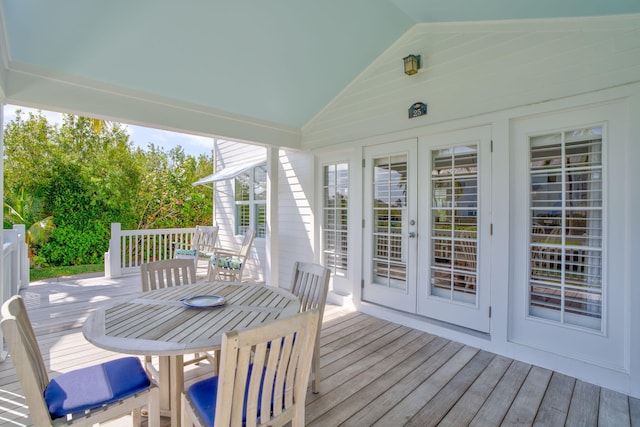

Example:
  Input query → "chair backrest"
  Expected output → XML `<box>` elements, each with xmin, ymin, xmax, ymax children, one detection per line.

<box><xmin>194</xmin><ymin>225</ymin><xmax>219</xmax><ymax>255</ymax></box>
<box><xmin>141</xmin><ymin>258</ymin><xmax>197</xmax><ymax>291</ymax></box>
<box><xmin>214</xmin><ymin>309</ymin><xmax>319</xmax><ymax>427</ymax></box>
<box><xmin>238</xmin><ymin>229</ymin><xmax>256</xmax><ymax>257</ymax></box>
<box><xmin>1</xmin><ymin>295</ymin><xmax>54</xmax><ymax>426</ymax></box>
<box><xmin>290</xmin><ymin>261</ymin><xmax>331</xmax><ymax>314</ymax></box>
<box><xmin>207</xmin><ymin>229</ymin><xmax>256</xmax><ymax>282</ymax></box>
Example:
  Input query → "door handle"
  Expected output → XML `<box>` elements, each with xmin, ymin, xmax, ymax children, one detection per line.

<box><xmin>408</xmin><ymin>232</ymin><xmax>417</xmax><ymax>238</ymax></box>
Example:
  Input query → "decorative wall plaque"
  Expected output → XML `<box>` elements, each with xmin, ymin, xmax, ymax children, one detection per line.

<box><xmin>408</xmin><ymin>102</ymin><xmax>427</xmax><ymax>119</ymax></box>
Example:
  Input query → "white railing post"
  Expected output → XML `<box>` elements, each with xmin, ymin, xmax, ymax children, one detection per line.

<box><xmin>2</xmin><ymin>228</ymin><xmax>18</xmax><ymax>296</ymax></box>
<box><xmin>0</xmin><ymin>241</ymin><xmax>9</xmax><ymax>362</ymax></box>
<box><xmin>13</xmin><ymin>225</ymin><xmax>29</xmax><ymax>290</ymax></box>
<box><xmin>105</xmin><ymin>223</ymin><xmax>122</xmax><ymax>279</ymax></box>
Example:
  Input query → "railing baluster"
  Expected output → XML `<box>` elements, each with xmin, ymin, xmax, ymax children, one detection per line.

<box><xmin>105</xmin><ymin>223</ymin><xmax>197</xmax><ymax>277</ymax></box>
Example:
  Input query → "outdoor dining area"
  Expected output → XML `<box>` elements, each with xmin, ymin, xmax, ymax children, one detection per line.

<box><xmin>0</xmin><ymin>224</ymin><xmax>636</xmax><ymax>426</ymax></box>
<box><xmin>0</xmin><ymin>261</ymin><xmax>638</xmax><ymax>426</ymax></box>
<box><xmin>1</xmin><ymin>224</ymin><xmax>334</xmax><ymax>427</ymax></box>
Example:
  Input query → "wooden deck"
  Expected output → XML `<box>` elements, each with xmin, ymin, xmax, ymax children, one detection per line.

<box><xmin>1</xmin><ymin>272</ymin><xmax>638</xmax><ymax>426</ymax></box>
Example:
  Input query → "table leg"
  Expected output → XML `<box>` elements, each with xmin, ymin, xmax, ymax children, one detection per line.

<box><xmin>158</xmin><ymin>355</ymin><xmax>185</xmax><ymax>427</ymax></box>
<box><xmin>158</xmin><ymin>356</ymin><xmax>171</xmax><ymax>415</ymax></box>
<box><xmin>170</xmin><ymin>355</ymin><xmax>184</xmax><ymax>427</ymax></box>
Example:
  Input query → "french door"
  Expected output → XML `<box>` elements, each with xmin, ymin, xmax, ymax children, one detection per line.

<box><xmin>416</xmin><ymin>127</ymin><xmax>492</xmax><ymax>332</ymax></box>
<box><xmin>362</xmin><ymin>127</ymin><xmax>491</xmax><ymax>332</ymax></box>
<box><xmin>362</xmin><ymin>139</ymin><xmax>418</xmax><ymax>312</ymax></box>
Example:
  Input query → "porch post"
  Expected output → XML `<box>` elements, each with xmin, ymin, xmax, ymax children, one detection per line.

<box><xmin>265</xmin><ymin>146</ymin><xmax>279</xmax><ymax>287</ymax></box>
<box><xmin>12</xmin><ymin>225</ymin><xmax>29</xmax><ymax>290</ymax></box>
<box><xmin>0</xmin><ymin>102</ymin><xmax>6</xmax><ymax>361</ymax></box>
<box><xmin>105</xmin><ymin>222</ymin><xmax>122</xmax><ymax>278</ymax></box>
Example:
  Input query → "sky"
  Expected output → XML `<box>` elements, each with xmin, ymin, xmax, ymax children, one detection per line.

<box><xmin>2</xmin><ymin>104</ymin><xmax>214</xmax><ymax>157</ymax></box>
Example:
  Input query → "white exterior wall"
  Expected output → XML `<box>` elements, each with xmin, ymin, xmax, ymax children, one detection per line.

<box><xmin>213</xmin><ymin>140</ymin><xmax>267</xmax><ymax>281</ymax></box>
<box><xmin>276</xmin><ymin>150</ymin><xmax>316</xmax><ymax>287</ymax></box>
<box><xmin>302</xmin><ymin>15</ymin><xmax>640</xmax><ymax>397</ymax></box>
<box><xmin>214</xmin><ymin>142</ymin><xmax>316</xmax><ymax>287</ymax></box>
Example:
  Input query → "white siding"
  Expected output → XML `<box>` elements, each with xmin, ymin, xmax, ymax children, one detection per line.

<box><xmin>213</xmin><ymin>142</ymin><xmax>316</xmax><ymax>285</ymax></box>
<box><xmin>213</xmin><ymin>140</ymin><xmax>267</xmax><ymax>281</ymax></box>
<box><xmin>303</xmin><ymin>15</ymin><xmax>640</xmax><ymax>148</ymax></box>
<box><xmin>276</xmin><ymin>149</ymin><xmax>315</xmax><ymax>287</ymax></box>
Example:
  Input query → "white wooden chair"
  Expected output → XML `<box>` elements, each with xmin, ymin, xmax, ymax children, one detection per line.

<box><xmin>141</xmin><ymin>257</ymin><xmax>197</xmax><ymax>291</ymax></box>
<box><xmin>175</xmin><ymin>225</ymin><xmax>219</xmax><ymax>268</ymax></box>
<box><xmin>0</xmin><ymin>295</ymin><xmax>160</xmax><ymax>427</ymax></box>
<box><xmin>289</xmin><ymin>261</ymin><xmax>331</xmax><ymax>393</ymax></box>
<box><xmin>140</xmin><ymin>258</ymin><xmax>211</xmax><ymax>370</ymax></box>
<box><xmin>181</xmin><ymin>309</ymin><xmax>320</xmax><ymax>427</ymax></box>
<box><xmin>207</xmin><ymin>229</ymin><xmax>256</xmax><ymax>282</ymax></box>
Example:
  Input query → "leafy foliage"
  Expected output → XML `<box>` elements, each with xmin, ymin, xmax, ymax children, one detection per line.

<box><xmin>3</xmin><ymin>109</ymin><xmax>214</xmax><ymax>267</ymax></box>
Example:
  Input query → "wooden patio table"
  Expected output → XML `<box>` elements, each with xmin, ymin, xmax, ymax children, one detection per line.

<box><xmin>82</xmin><ymin>281</ymin><xmax>300</xmax><ymax>427</ymax></box>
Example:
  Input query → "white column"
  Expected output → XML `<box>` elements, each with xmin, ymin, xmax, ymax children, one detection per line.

<box><xmin>0</xmin><ymin>102</ymin><xmax>7</xmax><ymax>361</ymax></box>
<box><xmin>265</xmin><ymin>146</ymin><xmax>279</xmax><ymax>287</ymax></box>
<box><xmin>105</xmin><ymin>223</ymin><xmax>122</xmax><ymax>278</ymax></box>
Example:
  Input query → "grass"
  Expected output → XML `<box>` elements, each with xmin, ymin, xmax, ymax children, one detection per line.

<box><xmin>30</xmin><ymin>264</ymin><xmax>104</xmax><ymax>281</ymax></box>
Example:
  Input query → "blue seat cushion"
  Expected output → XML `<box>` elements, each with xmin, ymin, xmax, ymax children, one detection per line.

<box><xmin>187</xmin><ymin>364</ymin><xmax>269</xmax><ymax>427</ymax></box>
<box><xmin>210</xmin><ymin>256</ymin><xmax>243</xmax><ymax>270</ymax></box>
<box><xmin>44</xmin><ymin>357</ymin><xmax>151</xmax><ymax>419</ymax></box>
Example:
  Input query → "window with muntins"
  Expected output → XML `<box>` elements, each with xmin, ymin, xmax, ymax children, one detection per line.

<box><xmin>323</xmin><ymin>162</ymin><xmax>348</xmax><ymax>277</ymax></box>
<box><xmin>372</xmin><ymin>155</ymin><xmax>407</xmax><ymax>289</ymax></box>
<box><xmin>234</xmin><ymin>164</ymin><xmax>266</xmax><ymax>238</ymax></box>
<box><xmin>529</xmin><ymin>126</ymin><xmax>604</xmax><ymax>330</ymax></box>
<box><xmin>430</xmin><ymin>146</ymin><xmax>478</xmax><ymax>305</ymax></box>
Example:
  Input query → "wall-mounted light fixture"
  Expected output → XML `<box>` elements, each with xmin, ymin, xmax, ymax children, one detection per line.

<box><xmin>402</xmin><ymin>54</ymin><xmax>421</xmax><ymax>76</ymax></box>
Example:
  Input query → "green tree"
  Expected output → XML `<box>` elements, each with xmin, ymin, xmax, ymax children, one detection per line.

<box><xmin>135</xmin><ymin>144</ymin><xmax>212</xmax><ymax>229</ymax></box>
<box><xmin>3</xmin><ymin>187</ymin><xmax>55</xmax><ymax>264</ymax></box>
<box><xmin>4</xmin><ymin>108</ymin><xmax>214</xmax><ymax>267</ymax></box>
<box><xmin>3</xmin><ymin>110</ymin><xmax>56</xmax><ymax>198</ymax></box>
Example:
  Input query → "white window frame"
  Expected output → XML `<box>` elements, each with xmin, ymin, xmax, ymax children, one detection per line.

<box><xmin>322</xmin><ymin>161</ymin><xmax>349</xmax><ymax>278</ymax></box>
<box><xmin>234</xmin><ymin>164</ymin><xmax>266</xmax><ymax>238</ymax></box>
<box><xmin>527</xmin><ymin>125</ymin><xmax>606</xmax><ymax>332</ymax></box>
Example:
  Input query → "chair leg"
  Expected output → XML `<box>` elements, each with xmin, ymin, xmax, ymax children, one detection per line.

<box><xmin>148</xmin><ymin>386</ymin><xmax>161</xmax><ymax>427</ymax></box>
<box><xmin>292</xmin><ymin>408</ymin><xmax>306</xmax><ymax>427</ymax></box>
<box><xmin>132</xmin><ymin>408</ymin><xmax>142</xmax><ymax>426</ymax></box>
<box><xmin>181</xmin><ymin>393</ymin><xmax>194</xmax><ymax>427</ymax></box>
<box><xmin>207</xmin><ymin>262</ymin><xmax>215</xmax><ymax>281</ymax></box>
<box><xmin>312</xmin><ymin>344</ymin><xmax>320</xmax><ymax>394</ymax></box>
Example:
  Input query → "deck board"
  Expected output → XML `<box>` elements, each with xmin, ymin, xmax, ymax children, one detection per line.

<box><xmin>342</xmin><ymin>340</ymin><xmax>464</xmax><ymax>426</ymax></box>
<box><xmin>438</xmin><ymin>354</ymin><xmax>512</xmax><ymax>427</ymax></box>
<box><xmin>307</xmin><ymin>331</ymin><xmax>439</xmax><ymax>425</ymax></box>
<box><xmin>533</xmin><ymin>372</ymin><xmax>575</xmax><ymax>426</ymax></box>
<box><xmin>599</xmin><ymin>388</ymin><xmax>632</xmax><ymax>426</ymax></box>
<box><xmin>0</xmin><ymin>274</ymin><xmax>638</xmax><ymax>426</ymax></box>
<box><xmin>631</xmin><ymin>396</ymin><xmax>640</xmax><ymax>427</ymax></box>
<box><xmin>566</xmin><ymin>380</ymin><xmax>601</xmax><ymax>426</ymax></box>
<box><xmin>407</xmin><ymin>350</ymin><xmax>496</xmax><ymax>427</ymax></box>
<box><xmin>502</xmin><ymin>365</ymin><xmax>552</xmax><ymax>426</ymax></box>
<box><xmin>376</xmin><ymin>345</ymin><xmax>479</xmax><ymax>426</ymax></box>
<box><xmin>469</xmin><ymin>360</ymin><xmax>531</xmax><ymax>426</ymax></box>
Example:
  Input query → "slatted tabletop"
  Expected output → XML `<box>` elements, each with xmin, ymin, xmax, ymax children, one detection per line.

<box><xmin>83</xmin><ymin>282</ymin><xmax>300</xmax><ymax>355</ymax></box>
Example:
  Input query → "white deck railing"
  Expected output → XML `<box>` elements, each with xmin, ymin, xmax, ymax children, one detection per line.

<box><xmin>1</xmin><ymin>224</ymin><xmax>30</xmax><ymax>361</ymax></box>
<box><xmin>2</xmin><ymin>224</ymin><xmax>29</xmax><ymax>297</ymax></box>
<box><xmin>105</xmin><ymin>223</ymin><xmax>196</xmax><ymax>278</ymax></box>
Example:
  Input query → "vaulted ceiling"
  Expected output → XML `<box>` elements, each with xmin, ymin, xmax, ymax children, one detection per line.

<box><xmin>2</xmin><ymin>1</ymin><xmax>639</xmax><ymax>144</ymax></box>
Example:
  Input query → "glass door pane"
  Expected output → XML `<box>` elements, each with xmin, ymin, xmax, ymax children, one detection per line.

<box><xmin>430</xmin><ymin>146</ymin><xmax>478</xmax><ymax>304</ymax></box>
<box><xmin>372</xmin><ymin>154</ymin><xmax>408</xmax><ymax>291</ymax></box>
